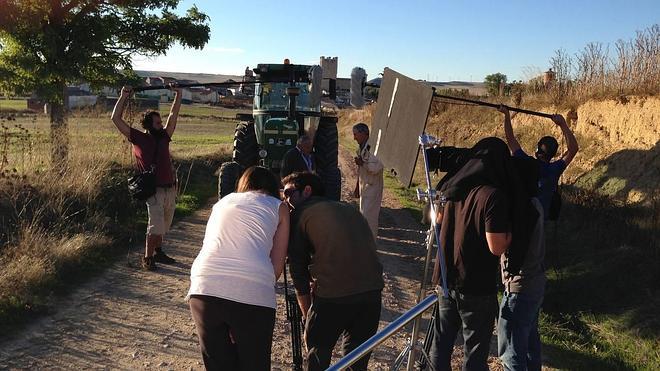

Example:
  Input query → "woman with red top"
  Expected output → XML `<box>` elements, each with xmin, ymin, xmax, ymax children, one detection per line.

<box><xmin>111</xmin><ymin>85</ymin><xmax>182</xmax><ymax>271</ymax></box>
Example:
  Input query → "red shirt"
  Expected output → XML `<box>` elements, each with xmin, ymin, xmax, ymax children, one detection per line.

<box><xmin>129</xmin><ymin>128</ymin><xmax>174</xmax><ymax>186</ymax></box>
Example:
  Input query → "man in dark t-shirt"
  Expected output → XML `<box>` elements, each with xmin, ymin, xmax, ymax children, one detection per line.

<box><xmin>499</xmin><ymin>105</ymin><xmax>579</xmax><ymax>219</ymax></box>
<box><xmin>111</xmin><ymin>85</ymin><xmax>182</xmax><ymax>271</ymax></box>
<box><xmin>428</xmin><ymin>137</ymin><xmax>515</xmax><ymax>371</ymax></box>
<box><xmin>429</xmin><ymin>185</ymin><xmax>511</xmax><ymax>371</ymax></box>
<box><xmin>282</xmin><ymin>172</ymin><xmax>384</xmax><ymax>371</ymax></box>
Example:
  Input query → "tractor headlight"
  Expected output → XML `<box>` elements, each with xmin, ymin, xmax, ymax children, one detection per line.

<box><xmin>259</xmin><ymin>149</ymin><xmax>268</xmax><ymax>158</ymax></box>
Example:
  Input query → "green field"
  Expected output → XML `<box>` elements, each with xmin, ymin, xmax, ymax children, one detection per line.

<box><xmin>0</xmin><ymin>98</ymin><xmax>250</xmax><ymax>119</ymax></box>
<box><xmin>160</xmin><ymin>102</ymin><xmax>251</xmax><ymax>118</ymax></box>
<box><xmin>0</xmin><ymin>99</ymin><xmax>29</xmax><ymax>111</ymax></box>
<box><xmin>0</xmin><ymin>110</ymin><xmax>238</xmax><ymax>164</ymax></box>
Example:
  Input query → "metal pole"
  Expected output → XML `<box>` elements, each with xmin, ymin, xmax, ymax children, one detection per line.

<box><xmin>433</xmin><ymin>92</ymin><xmax>554</xmax><ymax>119</ymax></box>
<box><xmin>418</xmin><ymin>134</ymin><xmax>449</xmax><ymax>298</ymax></box>
<box><xmin>327</xmin><ymin>293</ymin><xmax>439</xmax><ymax>371</ymax></box>
<box><xmin>406</xmin><ymin>135</ymin><xmax>450</xmax><ymax>371</ymax></box>
<box><xmin>132</xmin><ymin>78</ymin><xmax>308</xmax><ymax>92</ymax></box>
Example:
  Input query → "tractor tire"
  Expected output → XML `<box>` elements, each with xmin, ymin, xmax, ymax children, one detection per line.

<box><xmin>319</xmin><ymin>166</ymin><xmax>341</xmax><ymax>201</ymax></box>
<box><xmin>313</xmin><ymin>118</ymin><xmax>339</xmax><ymax>170</ymax></box>
<box><xmin>218</xmin><ymin>161</ymin><xmax>242</xmax><ymax>200</ymax></box>
<box><xmin>232</xmin><ymin>122</ymin><xmax>258</xmax><ymax>168</ymax></box>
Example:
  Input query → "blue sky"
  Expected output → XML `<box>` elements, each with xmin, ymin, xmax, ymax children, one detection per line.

<box><xmin>132</xmin><ymin>0</ymin><xmax>659</xmax><ymax>82</ymax></box>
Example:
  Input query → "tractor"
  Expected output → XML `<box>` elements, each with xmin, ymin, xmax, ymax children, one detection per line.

<box><xmin>218</xmin><ymin>61</ymin><xmax>354</xmax><ymax>200</ymax></box>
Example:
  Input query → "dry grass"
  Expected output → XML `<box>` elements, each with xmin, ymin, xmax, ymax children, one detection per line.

<box><xmin>529</xmin><ymin>24</ymin><xmax>659</xmax><ymax>107</ymax></box>
<box><xmin>0</xmin><ymin>108</ymin><xmax>236</xmax><ymax>330</ymax></box>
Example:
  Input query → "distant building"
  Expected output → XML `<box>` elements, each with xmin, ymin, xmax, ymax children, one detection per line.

<box><xmin>142</xmin><ymin>76</ymin><xmax>176</xmax><ymax>101</ymax></box>
<box><xmin>335</xmin><ymin>77</ymin><xmax>351</xmax><ymax>106</ymax></box>
<box><xmin>189</xmin><ymin>87</ymin><xmax>219</xmax><ymax>104</ymax></box>
<box><xmin>320</xmin><ymin>56</ymin><xmax>338</xmax><ymax>98</ymax></box>
<box><xmin>241</xmin><ymin>67</ymin><xmax>255</xmax><ymax>96</ymax></box>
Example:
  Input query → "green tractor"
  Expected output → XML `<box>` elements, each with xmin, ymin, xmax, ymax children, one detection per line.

<box><xmin>218</xmin><ymin>62</ymin><xmax>343</xmax><ymax>200</ymax></box>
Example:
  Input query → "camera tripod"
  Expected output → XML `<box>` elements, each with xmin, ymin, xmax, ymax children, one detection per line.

<box><xmin>390</xmin><ymin>134</ymin><xmax>449</xmax><ymax>371</ymax></box>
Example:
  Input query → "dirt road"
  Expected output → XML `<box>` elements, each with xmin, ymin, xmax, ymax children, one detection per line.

<box><xmin>0</xmin><ymin>147</ymin><xmax>497</xmax><ymax>370</ymax></box>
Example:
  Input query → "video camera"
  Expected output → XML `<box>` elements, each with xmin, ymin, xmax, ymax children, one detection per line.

<box><xmin>424</xmin><ymin>146</ymin><xmax>472</xmax><ymax>175</ymax></box>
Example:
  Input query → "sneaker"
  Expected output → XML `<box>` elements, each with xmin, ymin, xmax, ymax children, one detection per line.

<box><xmin>154</xmin><ymin>249</ymin><xmax>176</xmax><ymax>264</ymax></box>
<box><xmin>141</xmin><ymin>256</ymin><xmax>157</xmax><ymax>271</ymax></box>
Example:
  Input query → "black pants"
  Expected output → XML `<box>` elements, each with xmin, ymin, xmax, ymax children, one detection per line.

<box><xmin>305</xmin><ymin>290</ymin><xmax>381</xmax><ymax>371</ymax></box>
<box><xmin>189</xmin><ymin>295</ymin><xmax>276</xmax><ymax>371</ymax></box>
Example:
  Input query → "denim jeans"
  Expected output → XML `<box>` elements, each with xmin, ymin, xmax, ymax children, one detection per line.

<box><xmin>497</xmin><ymin>290</ymin><xmax>544</xmax><ymax>371</ymax></box>
<box><xmin>429</xmin><ymin>289</ymin><xmax>498</xmax><ymax>371</ymax></box>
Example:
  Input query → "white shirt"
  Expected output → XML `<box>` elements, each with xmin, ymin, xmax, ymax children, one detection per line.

<box><xmin>187</xmin><ymin>191</ymin><xmax>282</xmax><ymax>309</ymax></box>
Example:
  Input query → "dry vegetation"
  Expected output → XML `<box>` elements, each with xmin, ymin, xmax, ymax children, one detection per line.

<box><xmin>0</xmin><ymin>108</ymin><xmax>235</xmax><ymax>332</ymax></box>
<box><xmin>523</xmin><ymin>24</ymin><xmax>659</xmax><ymax>107</ymax></box>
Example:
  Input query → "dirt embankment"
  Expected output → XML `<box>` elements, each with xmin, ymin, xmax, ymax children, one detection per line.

<box><xmin>430</xmin><ymin>95</ymin><xmax>660</xmax><ymax>204</ymax></box>
<box><xmin>519</xmin><ymin>96</ymin><xmax>659</xmax><ymax>203</ymax></box>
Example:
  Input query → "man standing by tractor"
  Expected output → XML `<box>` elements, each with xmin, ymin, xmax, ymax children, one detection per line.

<box><xmin>352</xmin><ymin>123</ymin><xmax>384</xmax><ymax>238</ymax></box>
<box><xmin>282</xmin><ymin>172</ymin><xmax>384</xmax><ymax>371</ymax></box>
<box><xmin>280</xmin><ymin>134</ymin><xmax>315</xmax><ymax>178</ymax></box>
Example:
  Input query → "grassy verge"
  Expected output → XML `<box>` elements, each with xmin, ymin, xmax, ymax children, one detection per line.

<box><xmin>539</xmin><ymin>187</ymin><xmax>659</xmax><ymax>370</ymax></box>
<box><xmin>0</xmin><ymin>109</ymin><xmax>236</xmax><ymax>338</ymax></box>
<box><xmin>159</xmin><ymin>102</ymin><xmax>250</xmax><ymax>119</ymax></box>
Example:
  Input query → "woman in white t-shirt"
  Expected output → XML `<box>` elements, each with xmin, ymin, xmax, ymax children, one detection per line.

<box><xmin>187</xmin><ymin>166</ymin><xmax>289</xmax><ymax>370</ymax></box>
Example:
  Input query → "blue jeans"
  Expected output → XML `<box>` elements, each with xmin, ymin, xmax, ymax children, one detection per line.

<box><xmin>497</xmin><ymin>290</ymin><xmax>544</xmax><ymax>371</ymax></box>
<box><xmin>429</xmin><ymin>289</ymin><xmax>498</xmax><ymax>371</ymax></box>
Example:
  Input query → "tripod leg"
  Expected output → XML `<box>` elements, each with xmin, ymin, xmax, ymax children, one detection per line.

<box><xmin>391</xmin><ymin>340</ymin><xmax>412</xmax><ymax>371</ymax></box>
<box><xmin>415</xmin><ymin>302</ymin><xmax>437</xmax><ymax>370</ymax></box>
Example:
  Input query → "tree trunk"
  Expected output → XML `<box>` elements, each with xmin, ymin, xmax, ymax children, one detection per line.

<box><xmin>49</xmin><ymin>99</ymin><xmax>68</xmax><ymax>169</ymax></box>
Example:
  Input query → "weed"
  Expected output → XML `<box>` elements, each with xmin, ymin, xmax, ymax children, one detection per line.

<box><xmin>0</xmin><ymin>111</ymin><xmax>234</xmax><ymax>336</ymax></box>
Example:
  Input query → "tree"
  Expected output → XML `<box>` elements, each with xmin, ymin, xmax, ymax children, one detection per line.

<box><xmin>0</xmin><ymin>0</ymin><xmax>210</xmax><ymax>166</ymax></box>
<box><xmin>364</xmin><ymin>86</ymin><xmax>379</xmax><ymax>100</ymax></box>
<box><xmin>484</xmin><ymin>72</ymin><xmax>508</xmax><ymax>96</ymax></box>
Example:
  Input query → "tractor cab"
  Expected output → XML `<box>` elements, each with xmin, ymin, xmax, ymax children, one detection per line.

<box><xmin>218</xmin><ymin>60</ymin><xmax>343</xmax><ymax>201</ymax></box>
<box><xmin>251</xmin><ymin>63</ymin><xmax>322</xmax><ymax>169</ymax></box>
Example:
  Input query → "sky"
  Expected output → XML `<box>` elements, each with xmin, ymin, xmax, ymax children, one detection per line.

<box><xmin>132</xmin><ymin>0</ymin><xmax>659</xmax><ymax>83</ymax></box>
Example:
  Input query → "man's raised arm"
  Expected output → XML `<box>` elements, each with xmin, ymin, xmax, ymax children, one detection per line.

<box><xmin>552</xmin><ymin>114</ymin><xmax>579</xmax><ymax>166</ymax></box>
<box><xmin>164</xmin><ymin>88</ymin><xmax>182</xmax><ymax>138</ymax></box>
<box><xmin>110</xmin><ymin>86</ymin><xmax>132</xmax><ymax>139</ymax></box>
<box><xmin>499</xmin><ymin>105</ymin><xmax>521</xmax><ymax>154</ymax></box>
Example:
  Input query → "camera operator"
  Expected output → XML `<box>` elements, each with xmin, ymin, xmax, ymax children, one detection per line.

<box><xmin>428</xmin><ymin>137</ymin><xmax>539</xmax><ymax>371</ymax></box>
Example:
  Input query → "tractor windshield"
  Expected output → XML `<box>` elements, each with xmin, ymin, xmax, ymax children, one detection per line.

<box><xmin>254</xmin><ymin>82</ymin><xmax>319</xmax><ymax>112</ymax></box>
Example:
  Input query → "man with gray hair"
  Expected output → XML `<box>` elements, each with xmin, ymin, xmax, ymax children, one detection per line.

<box><xmin>353</xmin><ymin>123</ymin><xmax>384</xmax><ymax>238</ymax></box>
<box><xmin>281</xmin><ymin>134</ymin><xmax>315</xmax><ymax>178</ymax></box>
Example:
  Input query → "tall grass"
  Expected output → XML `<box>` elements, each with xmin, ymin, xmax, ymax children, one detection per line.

<box><xmin>541</xmin><ymin>24</ymin><xmax>658</xmax><ymax>107</ymax></box>
<box><xmin>0</xmin><ymin>107</ymin><xmax>235</xmax><ymax>335</ymax></box>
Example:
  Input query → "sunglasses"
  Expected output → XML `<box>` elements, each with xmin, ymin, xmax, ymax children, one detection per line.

<box><xmin>283</xmin><ymin>188</ymin><xmax>299</xmax><ymax>198</ymax></box>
